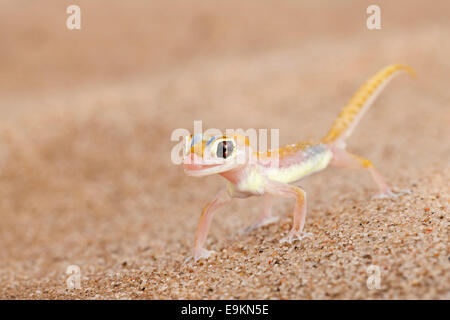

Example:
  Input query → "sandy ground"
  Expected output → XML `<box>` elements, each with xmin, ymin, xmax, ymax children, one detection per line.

<box><xmin>0</xmin><ymin>1</ymin><xmax>449</xmax><ymax>299</ymax></box>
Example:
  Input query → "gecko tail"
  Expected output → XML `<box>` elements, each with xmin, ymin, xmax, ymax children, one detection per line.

<box><xmin>321</xmin><ymin>64</ymin><xmax>415</xmax><ymax>147</ymax></box>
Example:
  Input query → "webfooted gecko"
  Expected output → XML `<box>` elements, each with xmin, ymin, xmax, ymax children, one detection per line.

<box><xmin>182</xmin><ymin>64</ymin><xmax>415</xmax><ymax>261</ymax></box>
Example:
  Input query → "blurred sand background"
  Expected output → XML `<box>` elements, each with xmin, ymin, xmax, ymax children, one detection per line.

<box><xmin>0</xmin><ymin>0</ymin><xmax>448</xmax><ymax>299</ymax></box>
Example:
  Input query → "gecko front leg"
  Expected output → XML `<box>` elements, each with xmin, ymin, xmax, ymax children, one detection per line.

<box><xmin>186</xmin><ymin>188</ymin><xmax>232</xmax><ymax>262</ymax></box>
<box><xmin>265</xmin><ymin>180</ymin><xmax>312</xmax><ymax>243</ymax></box>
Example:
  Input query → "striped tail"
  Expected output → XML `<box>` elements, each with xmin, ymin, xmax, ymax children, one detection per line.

<box><xmin>321</xmin><ymin>64</ymin><xmax>415</xmax><ymax>146</ymax></box>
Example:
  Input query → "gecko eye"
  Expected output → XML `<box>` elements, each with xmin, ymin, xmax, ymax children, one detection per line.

<box><xmin>216</xmin><ymin>140</ymin><xmax>234</xmax><ymax>159</ymax></box>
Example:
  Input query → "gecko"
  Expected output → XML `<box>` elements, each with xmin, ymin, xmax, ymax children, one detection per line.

<box><xmin>182</xmin><ymin>64</ymin><xmax>415</xmax><ymax>261</ymax></box>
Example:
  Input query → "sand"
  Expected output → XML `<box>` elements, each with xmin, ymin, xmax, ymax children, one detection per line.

<box><xmin>0</xmin><ymin>0</ymin><xmax>449</xmax><ymax>299</ymax></box>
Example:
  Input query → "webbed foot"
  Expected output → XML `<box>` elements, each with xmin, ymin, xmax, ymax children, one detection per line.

<box><xmin>279</xmin><ymin>230</ymin><xmax>313</xmax><ymax>244</ymax></box>
<box><xmin>184</xmin><ymin>248</ymin><xmax>215</xmax><ymax>263</ymax></box>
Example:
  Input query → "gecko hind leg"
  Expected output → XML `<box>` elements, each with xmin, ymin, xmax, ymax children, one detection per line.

<box><xmin>241</xmin><ymin>195</ymin><xmax>279</xmax><ymax>234</ymax></box>
<box><xmin>329</xmin><ymin>148</ymin><xmax>408</xmax><ymax>198</ymax></box>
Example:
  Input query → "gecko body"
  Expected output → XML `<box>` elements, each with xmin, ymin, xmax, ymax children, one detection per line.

<box><xmin>182</xmin><ymin>64</ymin><xmax>415</xmax><ymax>261</ymax></box>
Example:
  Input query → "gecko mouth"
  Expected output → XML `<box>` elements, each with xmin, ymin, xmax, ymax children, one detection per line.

<box><xmin>183</xmin><ymin>163</ymin><xmax>222</xmax><ymax>176</ymax></box>
<box><xmin>184</xmin><ymin>161</ymin><xmax>242</xmax><ymax>177</ymax></box>
<box><xmin>183</xmin><ymin>153</ymin><xmax>226</xmax><ymax>177</ymax></box>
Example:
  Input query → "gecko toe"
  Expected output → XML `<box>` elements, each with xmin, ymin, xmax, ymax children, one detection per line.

<box><xmin>183</xmin><ymin>255</ymin><xmax>193</xmax><ymax>264</ymax></box>
<box><xmin>279</xmin><ymin>231</ymin><xmax>313</xmax><ymax>244</ymax></box>
<box><xmin>184</xmin><ymin>249</ymin><xmax>216</xmax><ymax>263</ymax></box>
<box><xmin>194</xmin><ymin>249</ymin><xmax>215</xmax><ymax>261</ymax></box>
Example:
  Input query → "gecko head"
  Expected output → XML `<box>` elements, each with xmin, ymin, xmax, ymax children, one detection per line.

<box><xmin>182</xmin><ymin>134</ymin><xmax>252</xmax><ymax>177</ymax></box>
